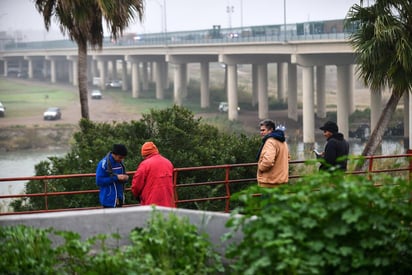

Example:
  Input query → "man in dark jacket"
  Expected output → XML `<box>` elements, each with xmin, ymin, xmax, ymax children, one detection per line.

<box><xmin>318</xmin><ymin>121</ymin><xmax>350</xmax><ymax>171</ymax></box>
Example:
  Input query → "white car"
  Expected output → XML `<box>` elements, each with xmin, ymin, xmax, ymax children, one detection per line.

<box><xmin>105</xmin><ymin>80</ymin><xmax>122</xmax><ymax>88</ymax></box>
<box><xmin>43</xmin><ymin>107</ymin><xmax>62</xmax><ymax>120</ymax></box>
<box><xmin>0</xmin><ymin>101</ymin><xmax>5</xmax><ymax>117</ymax></box>
<box><xmin>218</xmin><ymin>102</ymin><xmax>240</xmax><ymax>112</ymax></box>
<box><xmin>91</xmin><ymin>90</ymin><xmax>103</xmax><ymax>99</ymax></box>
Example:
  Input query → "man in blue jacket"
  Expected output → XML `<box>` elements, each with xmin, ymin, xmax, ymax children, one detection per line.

<box><xmin>96</xmin><ymin>144</ymin><xmax>129</xmax><ymax>208</ymax></box>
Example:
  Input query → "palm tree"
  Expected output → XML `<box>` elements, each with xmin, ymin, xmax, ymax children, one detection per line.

<box><xmin>346</xmin><ymin>0</ymin><xmax>412</xmax><ymax>169</ymax></box>
<box><xmin>34</xmin><ymin>0</ymin><xmax>144</xmax><ymax>119</ymax></box>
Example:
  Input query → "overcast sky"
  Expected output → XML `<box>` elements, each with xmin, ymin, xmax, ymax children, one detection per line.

<box><xmin>0</xmin><ymin>0</ymin><xmax>362</xmax><ymax>40</ymax></box>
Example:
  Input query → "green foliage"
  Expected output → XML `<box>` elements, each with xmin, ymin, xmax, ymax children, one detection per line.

<box><xmin>127</xmin><ymin>209</ymin><xmax>224</xmax><ymax>274</ymax></box>
<box><xmin>224</xmin><ymin>172</ymin><xmax>412</xmax><ymax>274</ymax></box>
<box><xmin>0</xmin><ymin>210</ymin><xmax>223</xmax><ymax>274</ymax></box>
<box><xmin>11</xmin><ymin>105</ymin><xmax>260</xmax><ymax>212</ymax></box>
<box><xmin>0</xmin><ymin>226</ymin><xmax>57</xmax><ymax>274</ymax></box>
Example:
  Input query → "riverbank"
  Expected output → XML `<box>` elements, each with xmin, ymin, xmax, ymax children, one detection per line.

<box><xmin>0</xmin><ymin>125</ymin><xmax>76</xmax><ymax>151</ymax></box>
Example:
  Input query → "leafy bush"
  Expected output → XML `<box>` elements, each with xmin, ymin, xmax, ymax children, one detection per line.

<box><xmin>0</xmin><ymin>209</ymin><xmax>224</xmax><ymax>274</ymax></box>
<box><xmin>11</xmin><ymin>105</ymin><xmax>260</xmax><ymax>212</ymax></box>
<box><xmin>224</xmin><ymin>172</ymin><xmax>412</xmax><ymax>274</ymax></box>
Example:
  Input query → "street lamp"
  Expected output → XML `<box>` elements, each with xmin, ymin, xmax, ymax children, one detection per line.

<box><xmin>283</xmin><ymin>0</ymin><xmax>287</xmax><ymax>42</ymax></box>
<box><xmin>226</xmin><ymin>2</ymin><xmax>234</xmax><ymax>30</ymax></box>
<box><xmin>154</xmin><ymin>0</ymin><xmax>167</xmax><ymax>44</ymax></box>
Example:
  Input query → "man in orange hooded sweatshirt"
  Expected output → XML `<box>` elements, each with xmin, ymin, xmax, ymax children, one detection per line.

<box><xmin>131</xmin><ymin>141</ymin><xmax>175</xmax><ymax>207</ymax></box>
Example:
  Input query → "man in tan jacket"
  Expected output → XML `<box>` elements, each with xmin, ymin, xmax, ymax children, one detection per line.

<box><xmin>256</xmin><ymin>119</ymin><xmax>289</xmax><ymax>187</ymax></box>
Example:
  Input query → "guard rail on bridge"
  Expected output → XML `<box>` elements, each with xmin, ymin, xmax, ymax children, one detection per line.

<box><xmin>2</xmin><ymin>18</ymin><xmax>355</xmax><ymax>51</ymax></box>
<box><xmin>1</xmin><ymin>153</ymin><xmax>411</xmax><ymax>216</ymax></box>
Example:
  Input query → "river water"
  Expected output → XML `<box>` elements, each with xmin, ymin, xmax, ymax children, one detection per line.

<box><xmin>0</xmin><ymin>148</ymin><xmax>67</xmax><ymax>211</ymax></box>
<box><xmin>0</xmin><ymin>138</ymin><xmax>408</xmax><ymax>211</ymax></box>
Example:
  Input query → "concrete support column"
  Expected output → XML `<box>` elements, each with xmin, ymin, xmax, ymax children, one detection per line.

<box><xmin>155</xmin><ymin>61</ymin><xmax>165</xmax><ymax>99</ymax></box>
<box><xmin>3</xmin><ymin>60</ymin><xmax>8</xmax><ymax>77</ymax></box>
<box><xmin>277</xmin><ymin>62</ymin><xmax>286</xmax><ymax>102</ymax></box>
<box><xmin>227</xmin><ymin>63</ymin><xmax>239</xmax><ymax>121</ymax></box>
<box><xmin>257</xmin><ymin>63</ymin><xmax>269</xmax><ymax>120</ymax></box>
<box><xmin>27</xmin><ymin>58</ymin><xmax>33</xmax><ymax>79</ymax></box>
<box><xmin>131</xmin><ymin>61</ymin><xmax>141</xmax><ymax>98</ymax></box>
<box><xmin>112</xmin><ymin>59</ymin><xmax>118</xmax><ymax>80</ymax></box>
<box><xmin>121</xmin><ymin>60</ymin><xmax>128</xmax><ymax>91</ymax></box>
<box><xmin>50</xmin><ymin>59</ymin><xmax>56</xmax><ymax>83</ymax></box>
<box><xmin>316</xmin><ymin>65</ymin><xmax>326</xmax><ymax>118</ymax></box>
<box><xmin>68</xmin><ymin>62</ymin><xmax>73</xmax><ymax>83</ymax></box>
<box><xmin>142</xmin><ymin>62</ymin><xmax>149</xmax><ymax>91</ymax></box>
<box><xmin>252</xmin><ymin>64</ymin><xmax>258</xmax><ymax>107</ymax></box>
<box><xmin>287</xmin><ymin>63</ymin><xmax>298</xmax><ymax>121</ymax></box>
<box><xmin>337</xmin><ymin>65</ymin><xmax>350</xmax><ymax>138</ymax></box>
<box><xmin>200</xmin><ymin>61</ymin><xmax>210</xmax><ymax>108</ymax></box>
<box><xmin>71</xmin><ymin>59</ymin><xmax>78</xmax><ymax>86</ymax></box>
<box><xmin>97</xmin><ymin>60</ymin><xmax>108</xmax><ymax>90</ymax></box>
<box><xmin>163</xmin><ymin>63</ymin><xmax>169</xmax><ymax>89</ymax></box>
<box><xmin>181</xmin><ymin>64</ymin><xmax>188</xmax><ymax>98</ymax></box>
<box><xmin>91</xmin><ymin>60</ymin><xmax>97</xmax><ymax>78</ymax></box>
<box><xmin>302</xmin><ymin>66</ymin><xmax>315</xmax><ymax>143</ymax></box>
<box><xmin>349</xmin><ymin>65</ymin><xmax>355</xmax><ymax>114</ymax></box>
<box><xmin>173</xmin><ymin>63</ymin><xmax>184</xmax><ymax>106</ymax></box>
<box><xmin>370</xmin><ymin>89</ymin><xmax>382</xmax><ymax>130</ymax></box>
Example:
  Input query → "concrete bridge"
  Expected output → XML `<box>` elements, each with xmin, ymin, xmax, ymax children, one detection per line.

<box><xmin>1</xmin><ymin>20</ymin><xmax>410</xmax><ymax>144</ymax></box>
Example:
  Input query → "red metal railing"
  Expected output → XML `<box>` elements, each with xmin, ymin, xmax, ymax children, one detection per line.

<box><xmin>1</xmin><ymin>153</ymin><xmax>411</xmax><ymax>216</ymax></box>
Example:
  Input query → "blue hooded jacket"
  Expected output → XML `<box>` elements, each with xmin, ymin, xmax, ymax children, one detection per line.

<box><xmin>96</xmin><ymin>153</ymin><xmax>127</xmax><ymax>207</ymax></box>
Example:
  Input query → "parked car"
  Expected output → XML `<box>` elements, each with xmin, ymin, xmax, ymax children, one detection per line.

<box><xmin>0</xmin><ymin>101</ymin><xmax>5</xmax><ymax>117</ymax></box>
<box><xmin>218</xmin><ymin>102</ymin><xmax>240</xmax><ymax>112</ymax></box>
<box><xmin>105</xmin><ymin>80</ymin><xmax>122</xmax><ymax>88</ymax></box>
<box><xmin>43</xmin><ymin>107</ymin><xmax>61</xmax><ymax>120</ymax></box>
<box><xmin>91</xmin><ymin>90</ymin><xmax>103</xmax><ymax>99</ymax></box>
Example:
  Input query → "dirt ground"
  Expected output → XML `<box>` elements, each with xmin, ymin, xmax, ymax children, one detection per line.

<box><xmin>0</xmin><ymin>77</ymin><xmax>376</xmax><ymax>134</ymax></box>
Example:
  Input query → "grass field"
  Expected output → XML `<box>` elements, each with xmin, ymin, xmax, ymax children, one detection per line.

<box><xmin>0</xmin><ymin>79</ymin><xmax>78</xmax><ymax>118</ymax></box>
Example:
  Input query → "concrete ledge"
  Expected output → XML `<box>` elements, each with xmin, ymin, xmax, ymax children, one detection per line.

<box><xmin>0</xmin><ymin>206</ymin><xmax>243</xmax><ymax>254</ymax></box>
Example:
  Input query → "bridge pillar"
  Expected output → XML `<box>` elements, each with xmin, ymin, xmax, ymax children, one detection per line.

<box><xmin>90</xmin><ymin>59</ymin><xmax>98</xmax><ymax>81</ymax></box>
<box><xmin>121</xmin><ymin>60</ymin><xmax>128</xmax><ymax>91</ymax></box>
<box><xmin>337</xmin><ymin>65</ymin><xmax>351</xmax><ymax>138</ymax></box>
<box><xmin>94</xmin><ymin>58</ymin><xmax>109</xmax><ymax>90</ymax></box>
<box><xmin>200</xmin><ymin>61</ymin><xmax>210</xmax><ymax>108</ymax></box>
<box><xmin>349</xmin><ymin>65</ymin><xmax>355</xmax><ymax>114</ymax></box>
<box><xmin>228</xmin><ymin>63</ymin><xmax>239</xmax><ymax>121</ymax></box>
<box><xmin>67</xmin><ymin>56</ymin><xmax>78</xmax><ymax>86</ymax></box>
<box><xmin>316</xmin><ymin>66</ymin><xmax>326</xmax><ymax>118</ymax></box>
<box><xmin>142</xmin><ymin>62</ymin><xmax>149</xmax><ymax>91</ymax></box>
<box><xmin>173</xmin><ymin>63</ymin><xmax>185</xmax><ymax>106</ymax></box>
<box><xmin>277</xmin><ymin>62</ymin><xmax>287</xmax><ymax>102</ymax></box>
<box><xmin>257</xmin><ymin>63</ymin><xmax>268</xmax><ymax>120</ymax></box>
<box><xmin>370</xmin><ymin>88</ymin><xmax>382</xmax><ymax>130</ymax></box>
<box><xmin>45</xmin><ymin>57</ymin><xmax>57</xmax><ymax>84</ymax></box>
<box><xmin>252</xmin><ymin>64</ymin><xmax>258</xmax><ymax>107</ymax></box>
<box><xmin>155</xmin><ymin>61</ymin><xmax>165</xmax><ymax>99</ymax></box>
<box><xmin>288</xmin><ymin>63</ymin><xmax>298</xmax><ymax>121</ymax></box>
<box><xmin>131</xmin><ymin>61</ymin><xmax>141</xmax><ymax>98</ymax></box>
<box><xmin>3</xmin><ymin>60</ymin><xmax>7</xmax><ymax>77</ymax></box>
<box><xmin>302</xmin><ymin>66</ymin><xmax>315</xmax><ymax>143</ymax></box>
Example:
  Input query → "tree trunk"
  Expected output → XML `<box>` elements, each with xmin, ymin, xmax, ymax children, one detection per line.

<box><xmin>356</xmin><ymin>91</ymin><xmax>404</xmax><ymax>171</ymax></box>
<box><xmin>78</xmin><ymin>40</ymin><xmax>89</xmax><ymax>119</ymax></box>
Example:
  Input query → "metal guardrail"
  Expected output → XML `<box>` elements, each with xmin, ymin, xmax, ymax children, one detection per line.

<box><xmin>2</xmin><ymin>18</ymin><xmax>355</xmax><ymax>51</ymax></box>
<box><xmin>1</xmin><ymin>153</ymin><xmax>411</xmax><ymax>216</ymax></box>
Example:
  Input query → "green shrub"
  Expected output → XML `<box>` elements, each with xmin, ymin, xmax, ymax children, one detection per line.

<box><xmin>224</xmin><ymin>172</ymin><xmax>412</xmax><ymax>274</ymax></box>
<box><xmin>0</xmin><ymin>209</ymin><xmax>224</xmax><ymax>274</ymax></box>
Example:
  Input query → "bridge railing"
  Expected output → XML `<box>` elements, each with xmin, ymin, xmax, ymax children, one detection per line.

<box><xmin>2</xmin><ymin>18</ymin><xmax>354</xmax><ymax>51</ymax></box>
<box><xmin>0</xmin><ymin>153</ymin><xmax>411</xmax><ymax>216</ymax></box>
